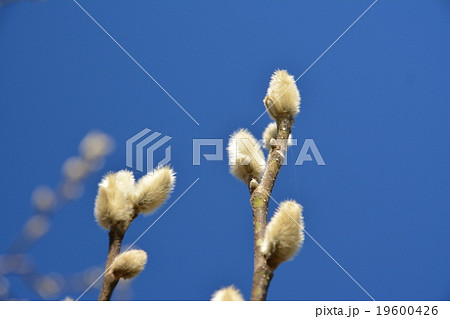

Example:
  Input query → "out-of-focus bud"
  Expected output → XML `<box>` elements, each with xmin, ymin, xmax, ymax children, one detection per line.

<box><xmin>79</xmin><ymin>131</ymin><xmax>114</xmax><ymax>161</ymax></box>
<box><xmin>24</xmin><ymin>215</ymin><xmax>49</xmax><ymax>239</ymax></box>
<box><xmin>62</xmin><ymin>156</ymin><xmax>89</xmax><ymax>181</ymax></box>
<box><xmin>31</xmin><ymin>186</ymin><xmax>56</xmax><ymax>212</ymax></box>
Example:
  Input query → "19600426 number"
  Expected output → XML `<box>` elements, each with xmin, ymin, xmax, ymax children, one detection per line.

<box><xmin>377</xmin><ymin>306</ymin><xmax>438</xmax><ymax>316</ymax></box>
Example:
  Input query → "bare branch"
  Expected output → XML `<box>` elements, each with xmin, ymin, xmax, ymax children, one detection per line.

<box><xmin>250</xmin><ymin>117</ymin><xmax>293</xmax><ymax>301</ymax></box>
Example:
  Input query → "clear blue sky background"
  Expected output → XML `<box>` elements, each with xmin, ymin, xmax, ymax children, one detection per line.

<box><xmin>1</xmin><ymin>0</ymin><xmax>450</xmax><ymax>301</ymax></box>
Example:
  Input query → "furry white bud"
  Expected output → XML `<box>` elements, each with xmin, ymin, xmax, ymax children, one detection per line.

<box><xmin>94</xmin><ymin>170</ymin><xmax>135</xmax><ymax>229</ymax></box>
<box><xmin>227</xmin><ymin>129</ymin><xmax>265</xmax><ymax>183</ymax></box>
<box><xmin>262</xmin><ymin>122</ymin><xmax>294</xmax><ymax>150</ymax></box>
<box><xmin>133</xmin><ymin>166</ymin><xmax>176</xmax><ymax>214</ymax></box>
<box><xmin>115</xmin><ymin>170</ymin><xmax>136</xmax><ymax>196</ymax></box>
<box><xmin>264</xmin><ymin>70</ymin><xmax>300</xmax><ymax>120</ymax></box>
<box><xmin>111</xmin><ymin>249</ymin><xmax>147</xmax><ymax>279</ymax></box>
<box><xmin>262</xmin><ymin>122</ymin><xmax>278</xmax><ymax>150</ymax></box>
<box><xmin>261</xmin><ymin>200</ymin><xmax>304</xmax><ymax>268</ymax></box>
<box><xmin>211</xmin><ymin>285</ymin><xmax>244</xmax><ymax>301</ymax></box>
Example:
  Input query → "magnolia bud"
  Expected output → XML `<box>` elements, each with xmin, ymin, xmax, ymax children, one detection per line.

<box><xmin>133</xmin><ymin>166</ymin><xmax>176</xmax><ymax>214</ymax></box>
<box><xmin>111</xmin><ymin>250</ymin><xmax>148</xmax><ymax>279</ymax></box>
<box><xmin>264</xmin><ymin>70</ymin><xmax>300</xmax><ymax>120</ymax></box>
<box><xmin>94</xmin><ymin>170</ymin><xmax>135</xmax><ymax>229</ymax></box>
<box><xmin>261</xmin><ymin>200</ymin><xmax>304</xmax><ymax>269</ymax></box>
<box><xmin>227</xmin><ymin>129</ymin><xmax>265</xmax><ymax>183</ymax></box>
<box><xmin>211</xmin><ymin>285</ymin><xmax>244</xmax><ymax>301</ymax></box>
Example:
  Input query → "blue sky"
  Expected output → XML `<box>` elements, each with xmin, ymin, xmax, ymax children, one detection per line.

<box><xmin>1</xmin><ymin>0</ymin><xmax>450</xmax><ymax>301</ymax></box>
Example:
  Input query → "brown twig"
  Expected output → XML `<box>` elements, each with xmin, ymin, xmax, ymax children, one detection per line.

<box><xmin>98</xmin><ymin>212</ymin><xmax>137</xmax><ymax>301</ymax></box>
<box><xmin>249</xmin><ymin>117</ymin><xmax>293</xmax><ymax>301</ymax></box>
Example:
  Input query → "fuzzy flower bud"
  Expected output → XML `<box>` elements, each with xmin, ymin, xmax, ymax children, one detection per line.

<box><xmin>211</xmin><ymin>285</ymin><xmax>244</xmax><ymax>301</ymax></box>
<box><xmin>264</xmin><ymin>70</ymin><xmax>300</xmax><ymax>120</ymax></box>
<box><xmin>94</xmin><ymin>170</ymin><xmax>135</xmax><ymax>229</ymax></box>
<box><xmin>262</xmin><ymin>122</ymin><xmax>294</xmax><ymax>150</ymax></box>
<box><xmin>111</xmin><ymin>250</ymin><xmax>147</xmax><ymax>280</ymax></box>
<box><xmin>262</xmin><ymin>122</ymin><xmax>278</xmax><ymax>150</ymax></box>
<box><xmin>227</xmin><ymin>129</ymin><xmax>265</xmax><ymax>183</ymax></box>
<box><xmin>261</xmin><ymin>200</ymin><xmax>304</xmax><ymax>269</ymax></box>
<box><xmin>133</xmin><ymin>166</ymin><xmax>176</xmax><ymax>214</ymax></box>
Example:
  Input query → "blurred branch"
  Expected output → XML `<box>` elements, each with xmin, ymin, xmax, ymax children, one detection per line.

<box><xmin>0</xmin><ymin>131</ymin><xmax>114</xmax><ymax>300</ymax></box>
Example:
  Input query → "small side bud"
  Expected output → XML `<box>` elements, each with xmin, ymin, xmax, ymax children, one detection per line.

<box><xmin>249</xmin><ymin>178</ymin><xmax>259</xmax><ymax>192</ymax></box>
<box><xmin>262</xmin><ymin>122</ymin><xmax>278</xmax><ymax>150</ymax></box>
<box><xmin>262</xmin><ymin>122</ymin><xmax>294</xmax><ymax>150</ymax></box>
<box><xmin>133</xmin><ymin>166</ymin><xmax>176</xmax><ymax>214</ymax></box>
<box><xmin>211</xmin><ymin>285</ymin><xmax>244</xmax><ymax>301</ymax></box>
<box><xmin>111</xmin><ymin>249</ymin><xmax>148</xmax><ymax>280</ymax></box>
<box><xmin>94</xmin><ymin>170</ymin><xmax>135</xmax><ymax>229</ymax></box>
<box><xmin>227</xmin><ymin>129</ymin><xmax>265</xmax><ymax>183</ymax></box>
<box><xmin>264</xmin><ymin>70</ymin><xmax>300</xmax><ymax>121</ymax></box>
<box><xmin>261</xmin><ymin>200</ymin><xmax>304</xmax><ymax>269</ymax></box>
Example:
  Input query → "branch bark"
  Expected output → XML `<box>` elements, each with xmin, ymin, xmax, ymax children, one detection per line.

<box><xmin>249</xmin><ymin>117</ymin><xmax>293</xmax><ymax>301</ymax></box>
<box><xmin>98</xmin><ymin>212</ymin><xmax>138</xmax><ymax>301</ymax></box>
